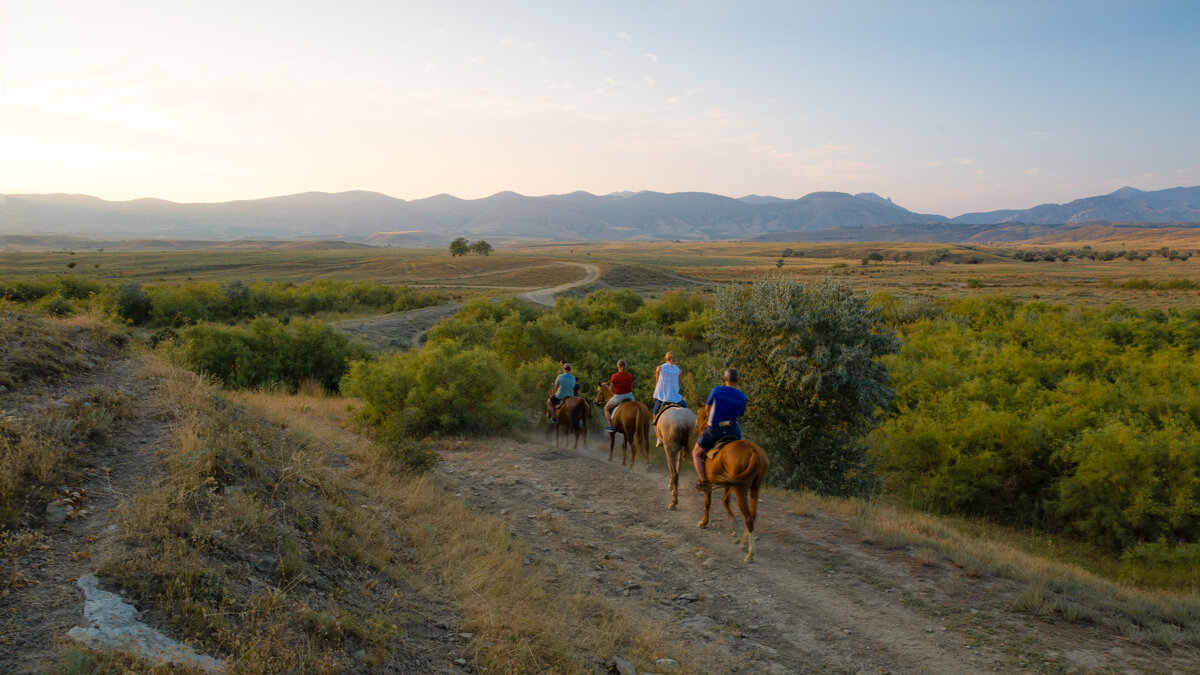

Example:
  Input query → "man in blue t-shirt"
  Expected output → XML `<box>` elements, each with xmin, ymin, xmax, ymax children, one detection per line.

<box><xmin>692</xmin><ymin>367</ymin><xmax>748</xmax><ymax>492</ymax></box>
<box><xmin>547</xmin><ymin>363</ymin><xmax>578</xmax><ymax>422</ymax></box>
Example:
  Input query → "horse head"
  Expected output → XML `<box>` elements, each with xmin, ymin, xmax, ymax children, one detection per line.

<box><xmin>594</xmin><ymin>381</ymin><xmax>612</xmax><ymax>405</ymax></box>
<box><xmin>694</xmin><ymin>400</ymin><xmax>710</xmax><ymax>433</ymax></box>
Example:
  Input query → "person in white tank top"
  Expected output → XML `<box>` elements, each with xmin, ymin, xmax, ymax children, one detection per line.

<box><xmin>652</xmin><ymin>351</ymin><xmax>686</xmax><ymax>418</ymax></box>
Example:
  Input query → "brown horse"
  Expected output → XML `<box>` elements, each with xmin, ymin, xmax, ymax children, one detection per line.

<box><xmin>594</xmin><ymin>382</ymin><xmax>652</xmax><ymax>469</ymax></box>
<box><xmin>549</xmin><ymin>395</ymin><xmax>590</xmax><ymax>449</ymax></box>
<box><xmin>693</xmin><ymin>402</ymin><xmax>769</xmax><ymax>562</ymax></box>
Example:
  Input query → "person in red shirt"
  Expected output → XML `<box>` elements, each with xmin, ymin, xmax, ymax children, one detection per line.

<box><xmin>603</xmin><ymin>359</ymin><xmax>635</xmax><ymax>432</ymax></box>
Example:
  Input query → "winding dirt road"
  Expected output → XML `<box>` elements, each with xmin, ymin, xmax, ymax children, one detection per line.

<box><xmin>519</xmin><ymin>261</ymin><xmax>601</xmax><ymax>306</ymax></box>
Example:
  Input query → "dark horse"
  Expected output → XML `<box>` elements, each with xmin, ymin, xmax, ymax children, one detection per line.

<box><xmin>694</xmin><ymin>401</ymin><xmax>770</xmax><ymax>562</ymax></box>
<box><xmin>548</xmin><ymin>392</ymin><xmax>590</xmax><ymax>449</ymax></box>
<box><xmin>594</xmin><ymin>382</ymin><xmax>652</xmax><ymax>469</ymax></box>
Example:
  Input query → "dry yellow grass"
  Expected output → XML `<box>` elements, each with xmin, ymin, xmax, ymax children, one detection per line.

<box><xmin>90</xmin><ymin>356</ymin><xmax>726</xmax><ymax>672</ymax></box>
<box><xmin>773</xmin><ymin>488</ymin><xmax>1200</xmax><ymax>646</ymax></box>
<box><xmin>236</xmin><ymin>389</ymin><xmax>729</xmax><ymax>673</ymax></box>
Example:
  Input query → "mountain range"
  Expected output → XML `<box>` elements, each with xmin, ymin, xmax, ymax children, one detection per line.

<box><xmin>2</xmin><ymin>186</ymin><xmax>1198</xmax><ymax>244</ymax></box>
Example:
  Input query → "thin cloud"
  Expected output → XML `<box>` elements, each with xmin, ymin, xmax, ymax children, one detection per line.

<box><xmin>1025</xmin><ymin>167</ymin><xmax>1040</xmax><ymax>176</ymax></box>
<box><xmin>499</xmin><ymin>36</ymin><xmax>514</xmax><ymax>47</ymax></box>
<box><xmin>616</xmin><ymin>32</ymin><xmax>632</xmax><ymax>44</ymax></box>
<box><xmin>644</xmin><ymin>53</ymin><xmax>658</xmax><ymax>63</ymax></box>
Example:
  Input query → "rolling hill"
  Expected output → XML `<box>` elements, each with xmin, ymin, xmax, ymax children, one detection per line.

<box><xmin>2</xmin><ymin>185</ymin><xmax>1197</xmax><ymax>244</ymax></box>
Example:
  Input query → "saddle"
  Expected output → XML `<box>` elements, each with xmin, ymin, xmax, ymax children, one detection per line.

<box><xmin>705</xmin><ymin>436</ymin><xmax>740</xmax><ymax>460</ymax></box>
<box><xmin>651</xmin><ymin>401</ymin><xmax>683</xmax><ymax>426</ymax></box>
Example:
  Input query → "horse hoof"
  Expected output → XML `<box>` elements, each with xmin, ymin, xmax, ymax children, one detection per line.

<box><xmin>744</xmin><ymin>554</ymin><xmax>754</xmax><ymax>563</ymax></box>
<box><xmin>668</xmin><ymin>503</ymin><xmax>677</xmax><ymax>510</ymax></box>
<box><xmin>697</xmin><ymin>521</ymin><xmax>708</xmax><ymax>529</ymax></box>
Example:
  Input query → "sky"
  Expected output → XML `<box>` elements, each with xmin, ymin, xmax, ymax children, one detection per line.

<box><xmin>1</xmin><ymin>0</ymin><xmax>1198</xmax><ymax>216</ymax></box>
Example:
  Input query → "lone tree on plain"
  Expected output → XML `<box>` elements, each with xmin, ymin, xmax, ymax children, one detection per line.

<box><xmin>707</xmin><ymin>276</ymin><xmax>898</xmax><ymax>495</ymax></box>
<box><xmin>449</xmin><ymin>237</ymin><xmax>470</xmax><ymax>256</ymax></box>
<box><xmin>470</xmin><ymin>240</ymin><xmax>493</xmax><ymax>256</ymax></box>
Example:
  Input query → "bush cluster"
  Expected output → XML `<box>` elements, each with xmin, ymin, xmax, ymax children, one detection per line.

<box><xmin>181</xmin><ymin>317</ymin><xmax>369</xmax><ymax>392</ymax></box>
<box><xmin>876</xmin><ymin>296</ymin><xmax>1200</xmax><ymax>555</ymax></box>
<box><xmin>1</xmin><ymin>276</ymin><xmax>442</xmax><ymax>326</ymax></box>
<box><xmin>143</xmin><ymin>279</ymin><xmax>441</xmax><ymax>327</ymax></box>
<box><xmin>341</xmin><ymin>290</ymin><xmax>715</xmax><ymax>438</ymax></box>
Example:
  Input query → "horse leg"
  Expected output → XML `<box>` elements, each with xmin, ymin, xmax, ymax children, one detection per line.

<box><xmin>722</xmin><ymin>487</ymin><xmax>738</xmax><ymax>534</ymax></box>
<box><xmin>697</xmin><ymin>489</ymin><xmax>711</xmax><ymax>529</ymax></box>
<box><xmin>608</xmin><ymin>432</ymin><xmax>615</xmax><ymax>462</ymax></box>
<box><xmin>625</xmin><ymin>433</ymin><xmax>634</xmax><ymax>469</ymax></box>
<box><xmin>667</xmin><ymin>449</ymin><xmax>678</xmax><ymax>510</ymax></box>
<box><xmin>734</xmin><ymin>486</ymin><xmax>755</xmax><ymax>562</ymax></box>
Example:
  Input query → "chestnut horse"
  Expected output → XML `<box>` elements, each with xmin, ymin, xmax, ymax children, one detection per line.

<box><xmin>653</xmin><ymin>404</ymin><xmax>697</xmax><ymax>510</ymax></box>
<box><xmin>693</xmin><ymin>402</ymin><xmax>769</xmax><ymax>562</ymax></box>
<box><xmin>549</xmin><ymin>395</ymin><xmax>590</xmax><ymax>449</ymax></box>
<box><xmin>594</xmin><ymin>382</ymin><xmax>652</xmax><ymax>469</ymax></box>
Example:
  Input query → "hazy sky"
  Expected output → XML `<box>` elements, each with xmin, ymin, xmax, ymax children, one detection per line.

<box><xmin>2</xmin><ymin>0</ymin><xmax>1198</xmax><ymax>215</ymax></box>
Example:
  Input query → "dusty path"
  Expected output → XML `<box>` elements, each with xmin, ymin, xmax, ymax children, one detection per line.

<box><xmin>436</xmin><ymin>436</ymin><xmax>1181</xmax><ymax>674</ymax></box>
<box><xmin>0</xmin><ymin>355</ymin><xmax>169</xmax><ymax>673</ymax></box>
<box><xmin>338</xmin><ymin>261</ymin><xmax>599</xmax><ymax>350</ymax></box>
<box><xmin>520</xmin><ymin>262</ymin><xmax>600</xmax><ymax>306</ymax></box>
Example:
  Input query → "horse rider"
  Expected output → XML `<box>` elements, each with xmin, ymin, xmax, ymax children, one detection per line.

<box><xmin>547</xmin><ymin>362</ymin><xmax>577</xmax><ymax>423</ymax></box>
<box><xmin>693</xmin><ymin>367</ymin><xmax>747</xmax><ymax>492</ymax></box>
<box><xmin>603</xmin><ymin>359</ymin><xmax>635</xmax><ymax>432</ymax></box>
<box><xmin>652</xmin><ymin>352</ymin><xmax>686</xmax><ymax>445</ymax></box>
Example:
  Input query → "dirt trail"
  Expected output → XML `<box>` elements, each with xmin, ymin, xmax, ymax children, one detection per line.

<box><xmin>337</xmin><ymin>303</ymin><xmax>464</xmax><ymax>351</ymax></box>
<box><xmin>520</xmin><ymin>262</ymin><xmax>600</xmax><ymax>306</ymax></box>
<box><xmin>0</xmin><ymin>355</ymin><xmax>169</xmax><ymax>673</ymax></box>
<box><xmin>337</xmin><ymin>261</ymin><xmax>600</xmax><ymax>350</ymax></box>
<box><xmin>437</xmin><ymin>435</ymin><xmax>1178</xmax><ymax>674</ymax></box>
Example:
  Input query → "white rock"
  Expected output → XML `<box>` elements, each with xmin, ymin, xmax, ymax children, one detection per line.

<box><xmin>654</xmin><ymin>657</ymin><xmax>682</xmax><ymax>672</ymax></box>
<box><xmin>68</xmin><ymin>574</ymin><xmax>224</xmax><ymax>673</ymax></box>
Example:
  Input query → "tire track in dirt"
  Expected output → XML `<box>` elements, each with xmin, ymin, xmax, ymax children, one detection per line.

<box><xmin>435</xmin><ymin>436</ymin><xmax>1173</xmax><ymax>674</ymax></box>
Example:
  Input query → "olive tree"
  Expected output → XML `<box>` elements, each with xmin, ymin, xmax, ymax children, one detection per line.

<box><xmin>707</xmin><ymin>276</ymin><xmax>898</xmax><ymax>494</ymax></box>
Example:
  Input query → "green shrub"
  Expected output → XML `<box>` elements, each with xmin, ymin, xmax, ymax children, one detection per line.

<box><xmin>40</xmin><ymin>294</ymin><xmax>74</xmax><ymax>317</ymax></box>
<box><xmin>708</xmin><ymin>276</ymin><xmax>898</xmax><ymax>494</ymax></box>
<box><xmin>181</xmin><ymin>318</ymin><xmax>368</xmax><ymax>391</ymax></box>
<box><xmin>1120</xmin><ymin>541</ymin><xmax>1200</xmax><ymax>589</ymax></box>
<box><xmin>111</xmin><ymin>281</ymin><xmax>152</xmax><ymax>323</ymax></box>
<box><xmin>341</xmin><ymin>342</ymin><xmax>521</xmax><ymax>438</ymax></box>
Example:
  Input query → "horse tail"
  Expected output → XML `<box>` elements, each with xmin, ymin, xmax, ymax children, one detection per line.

<box><xmin>714</xmin><ymin>442</ymin><xmax>767</xmax><ymax>486</ymax></box>
<box><xmin>637</xmin><ymin>404</ymin><xmax>651</xmax><ymax>456</ymax></box>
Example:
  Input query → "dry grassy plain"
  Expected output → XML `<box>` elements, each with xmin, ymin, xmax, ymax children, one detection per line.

<box><xmin>6</xmin><ymin>236</ymin><xmax>1200</xmax><ymax>309</ymax></box>
<box><xmin>508</xmin><ymin>240</ymin><xmax>1200</xmax><ymax>309</ymax></box>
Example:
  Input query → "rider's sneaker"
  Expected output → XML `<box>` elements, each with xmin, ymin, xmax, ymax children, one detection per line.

<box><xmin>604</xmin><ymin>425</ymin><xmax>615</xmax><ymax>432</ymax></box>
<box><xmin>549</xmin><ymin>419</ymin><xmax>557</xmax><ymax>425</ymax></box>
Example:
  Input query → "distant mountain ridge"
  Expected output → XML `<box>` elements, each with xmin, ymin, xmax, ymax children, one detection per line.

<box><xmin>951</xmin><ymin>186</ymin><xmax>1200</xmax><ymax>225</ymax></box>
<box><xmin>2</xmin><ymin>185</ymin><xmax>1197</xmax><ymax>243</ymax></box>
